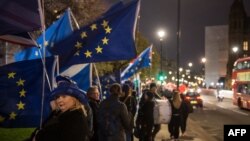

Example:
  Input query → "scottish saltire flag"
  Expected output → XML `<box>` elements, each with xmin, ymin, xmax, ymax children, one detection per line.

<box><xmin>60</xmin><ymin>64</ymin><xmax>91</xmax><ymax>92</ymax></box>
<box><xmin>52</xmin><ymin>0</ymin><xmax>140</xmax><ymax>67</ymax></box>
<box><xmin>14</xmin><ymin>9</ymin><xmax>73</xmax><ymax>61</ymax></box>
<box><xmin>0</xmin><ymin>32</ymin><xmax>37</xmax><ymax>47</ymax></box>
<box><xmin>0</xmin><ymin>57</ymin><xmax>55</xmax><ymax>128</ymax></box>
<box><xmin>121</xmin><ymin>45</ymin><xmax>152</xmax><ymax>81</ymax></box>
<box><xmin>0</xmin><ymin>0</ymin><xmax>41</xmax><ymax>35</ymax></box>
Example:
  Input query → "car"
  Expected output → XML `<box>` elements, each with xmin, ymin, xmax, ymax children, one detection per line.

<box><xmin>184</xmin><ymin>91</ymin><xmax>203</xmax><ymax>108</ymax></box>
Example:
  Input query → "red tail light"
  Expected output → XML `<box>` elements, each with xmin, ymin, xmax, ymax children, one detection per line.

<box><xmin>185</xmin><ymin>96</ymin><xmax>190</xmax><ymax>100</ymax></box>
<box><xmin>197</xmin><ymin>96</ymin><xmax>202</xmax><ymax>99</ymax></box>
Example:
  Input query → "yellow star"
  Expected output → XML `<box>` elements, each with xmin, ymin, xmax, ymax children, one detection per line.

<box><xmin>105</xmin><ymin>26</ymin><xmax>112</xmax><ymax>34</ymax></box>
<box><xmin>9</xmin><ymin>112</ymin><xmax>17</xmax><ymax>120</ymax></box>
<box><xmin>102</xmin><ymin>37</ymin><xmax>109</xmax><ymax>45</ymax></box>
<box><xmin>90</xmin><ymin>24</ymin><xmax>97</xmax><ymax>31</ymax></box>
<box><xmin>81</xmin><ymin>31</ymin><xmax>87</xmax><ymax>38</ymax></box>
<box><xmin>0</xmin><ymin>115</ymin><xmax>5</xmax><ymax>122</ymax></box>
<box><xmin>75</xmin><ymin>41</ymin><xmax>82</xmax><ymax>49</ymax></box>
<box><xmin>101</xmin><ymin>20</ymin><xmax>109</xmax><ymax>27</ymax></box>
<box><xmin>74</xmin><ymin>51</ymin><xmax>80</xmax><ymax>56</ymax></box>
<box><xmin>84</xmin><ymin>50</ymin><xmax>92</xmax><ymax>58</ymax></box>
<box><xmin>19</xmin><ymin>89</ymin><xmax>26</xmax><ymax>97</ymax></box>
<box><xmin>17</xmin><ymin>101</ymin><xmax>25</xmax><ymax>110</ymax></box>
<box><xmin>8</xmin><ymin>72</ymin><xmax>16</xmax><ymax>79</ymax></box>
<box><xmin>95</xmin><ymin>46</ymin><xmax>103</xmax><ymax>53</ymax></box>
<box><xmin>16</xmin><ymin>78</ymin><xmax>25</xmax><ymax>86</ymax></box>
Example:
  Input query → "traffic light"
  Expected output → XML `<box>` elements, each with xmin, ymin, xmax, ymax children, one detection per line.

<box><xmin>157</xmin><ymin>71</ymin><xmax>167</xmax><ymax>81</ymax></box>
<box><xmin>159</xmin><ymin>75</ymin><xmax>164</xmax><ymax>81</ymax></box>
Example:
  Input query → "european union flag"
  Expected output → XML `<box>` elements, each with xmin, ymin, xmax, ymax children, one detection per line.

<box><xmin>0</xmin><ymin>57</ymin><xmax>55</xmax><ymax>128</ymax></box>
<box><xmin>14</xmin><ymin>9</ymin><xmax>73</xmax><ymax>61</ymax></box>
<box><xmin>98</xmin><ymin>70</ymin><xmax>121</xmax><ymax>99</ymax></box>
<box><xmin>52</xmin><ymin>0</ymin><xmax>140</xmax><ymax>67</ymax></box>
<box><xmin>60</xmin><ymin>63</ymin><xmax>91</xmax><ymax>92</ymax></box>
<box><xmin>121</xmin><ymin>45</ymin><xmax>152</xmax><ymax>81</ymax></box>
<box><xmin>0</xmin><ymin>0</ymin><xmax>41</xmax><ymax>35</ymax></box>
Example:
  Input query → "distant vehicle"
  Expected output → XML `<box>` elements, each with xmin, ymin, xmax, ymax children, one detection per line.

<box><xmin>232</xmin><ymin>57</ymin><xmax>250</xmax><ymax>110</ymax></box>
<box><xmin>184</xmin><ymin>90</ymin><xmax>203</xmax><ymax>108</ymax></box>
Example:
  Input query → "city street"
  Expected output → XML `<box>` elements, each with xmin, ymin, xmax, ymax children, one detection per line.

<box><xmin>135</xmin><ymin>90</ymin><xmax>250</xmax><ymax>141</ymax></box>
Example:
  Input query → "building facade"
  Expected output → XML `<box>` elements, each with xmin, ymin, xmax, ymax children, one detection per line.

<box><xmin>227</xmin><ymin>0</ymin><xmax>250</xmax><ymax>77</ymax></box>
<box><xmin>205</xmin><ymin>25</ymin><xmax>228</xmax><ymax>88</ymax></box>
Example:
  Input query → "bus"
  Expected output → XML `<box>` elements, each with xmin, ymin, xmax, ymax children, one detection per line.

<box><xmin>232</xmin><ymin>57</ymin><xmax>250</xmax><ymax>109</ymax></box>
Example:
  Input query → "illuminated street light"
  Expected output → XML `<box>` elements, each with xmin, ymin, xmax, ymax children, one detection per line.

<box><xmin>188</xmin><ymin>62</ymin><xmax>193</xmax><ymax>67</ymax></box>
<box><xmin>157</xmin><ymin>30</ymin><xmax>166</xmax><ymax>41</ymax></box>
<box><xmin>232</xmin><ymin>46</ymin><xmax>239</xmax><ymax>53</ymax></box>
<box><xmin>201</xmin><ymin>57</ymin><xmax>206</xmax><ymax>63</ymax></box>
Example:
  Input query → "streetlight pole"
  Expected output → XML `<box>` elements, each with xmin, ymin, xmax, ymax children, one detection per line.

<box><xmin>176</xmin><ymin>0</ymin><xmax>181</xmax><ymax>89</ymax></box>
<box><xmin>157</xmin><ymin>30</ymin><xmax>165</xmax><ymax>87</ymax></box>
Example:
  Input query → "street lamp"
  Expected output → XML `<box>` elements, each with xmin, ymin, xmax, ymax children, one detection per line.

<box><xmin>157</xmin><ymin>30</ymin><xmax>165</xmax><ymax>86</ymax></box>
<box><xmin>188</xmin><ymin>62</ymin><xmax>193</xmax><ymax>68</ymax></box>
<box><xmin>232</xmin><ymin>46</ymin><xmax>239</xmax><ymax>53</ymax></box>
<box><xmin>201</xmin><ymin>57</ymin><xmax>206</xmax><ymax>63</ymax></box>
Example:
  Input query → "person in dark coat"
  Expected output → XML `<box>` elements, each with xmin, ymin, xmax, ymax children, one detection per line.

<box><xmin>98</xmin><ymin>83</ymin><xmax>132</xmax><ymax>141</ymax></box>
<box><xmin>180</xmin><ymin>93</ymin><xmax>191</xmax><ymax>136</ymax></box>
<box><xmin>87</xmin><ymin>86</ymin><xmax>101</xmax><ymax>141</ymax></box>
<box><xmin>148</xmin><ymin>83</ymin><xmax>161</xmax><ymax>141</ymax></box>
<box><xmin>120</xmin><ymin>84</ymin><xmax>137</xmax><ymax>141</ymax></box>
<box><xmin>138</xmin><ymin>91</ymin><xmax>155</xmax><ymax>141</ymax></box>
<box><xmin>168</xmin><ymin>91</ymin><xmax>185</xmax><ymax>141</ymax></box>
<box><xmin>33</xmin><ymin>75</ymin><xmax>90</xmax><ymax>141</ymax></box>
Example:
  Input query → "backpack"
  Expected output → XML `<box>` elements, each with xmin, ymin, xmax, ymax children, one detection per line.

<box><xmin>98</xmin><ymin>102</ymin><xmax>121</xmax><ymax>136</ymax></box>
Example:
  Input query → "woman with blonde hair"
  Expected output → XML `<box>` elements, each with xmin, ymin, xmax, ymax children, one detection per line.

<box><xmin>31</xmin><ymin>76</ymin><xmax>90</xmax><ymax>141</ymax></box>
<box><xmin>168</xmin><ymin>91</ymin><xmax>184</xmax><ymax>141</ymax></box>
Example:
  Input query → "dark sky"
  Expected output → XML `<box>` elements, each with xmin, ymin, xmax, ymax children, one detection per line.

<box><xmin>107</xmin><ymin>0</ymin><xmax>250</xmax><ymax>71</ymax></box>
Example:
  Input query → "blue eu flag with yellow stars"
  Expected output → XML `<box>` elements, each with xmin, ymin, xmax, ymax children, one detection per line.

<box><xmin>52</xmin><ymin>0</ymin><xmax>140</xmax><ymax>67</ymax></box>
<box><xmin>0</xmin><ymin>57</ymin><xmax>55</xmax><ymax>128</ymax></box>
<box><xmin>121</xmin><ymin>45</ymin><xmax>152</xmax><ymax>81</ymax></box>
<box><xmin>14</xmin><ymin>9</ymin><xmax>73</xmax><ymax>62</ymax></box>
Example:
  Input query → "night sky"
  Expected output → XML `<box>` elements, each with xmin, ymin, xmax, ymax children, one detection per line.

<box><xmin>107</xmin><ymin>0</ymin><xmax>250</xmax><ymax>71</ymax></box>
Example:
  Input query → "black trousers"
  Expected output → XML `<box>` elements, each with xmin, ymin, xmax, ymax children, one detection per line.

<box><xmin>168</xmin><ymin>115</ymin><xmax>181</xmax><ymax>139</ymax></box>
<box><xmin>181</xmin><ymin>114</ymin><xmax>188</xmax><ymax>133</ymax></box>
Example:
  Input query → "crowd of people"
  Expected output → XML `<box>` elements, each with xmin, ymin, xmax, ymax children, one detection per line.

<box><xmin>26</xmin><ymin>75</ymin><xmax>193</xmax><ymax>141</ymax></box>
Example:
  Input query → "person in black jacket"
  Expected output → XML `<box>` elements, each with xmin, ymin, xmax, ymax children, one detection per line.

<box><xmin>98</xmin><ymin>83</ymin><xmax>132</xmax><ymax>141</ymax></box>
<box><xmin>87</xmin><ymin>86</ymin><xmax>101</xmax><ymax>141</ymax></box>
<box><xmin>148</xmin><ymin>83</ymin><xmax>161</xmax><ymax>141</ymax></box>
<box><xmin>120</xmin><ymin>84</ymin><xmax>137</xmax><ymax>141</ymax></box>
<box><xmin>168</xmin><ymin>91</ymin><xmax>185</xmax><ymax>141</ymax></box>
<box><xmin>180</xmin><ymin>93</ymin><xmax>191</xmax><ymax>136</ymax></box>
<box><xmin>33</xmin><ymin>75</ymin><xmax>90</xmax><ymax>141</ymax></box>
<box><xmin>138</xmin><ymin>91</ymin><xmax>155</xmax><ymax>141</ymax></box>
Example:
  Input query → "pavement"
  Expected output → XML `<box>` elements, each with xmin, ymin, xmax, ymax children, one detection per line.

<box><xmin>134</xmin><ymin>118</ymin><xmax>217</xmax><ymax>141</ymax></box>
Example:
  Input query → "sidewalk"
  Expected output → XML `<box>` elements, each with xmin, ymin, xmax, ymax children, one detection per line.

<box><xmin>134</xmin><ymin>118</ymin><xmax>216</xmax><ymax>141</ymax></box>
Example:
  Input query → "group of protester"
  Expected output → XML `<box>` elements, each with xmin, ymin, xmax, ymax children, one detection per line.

<box><xmin>26</xmin><ymin>75</ymin><xmax>192</xmax><ymax>141</ymax></box>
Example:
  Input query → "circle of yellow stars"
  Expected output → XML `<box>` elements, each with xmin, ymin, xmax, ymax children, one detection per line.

<box><xmin>73</xmin><ymin>19</ymin><xmax>112</xmax><ymax>58</ymax></box>
<box><xmin>0</xmin><ymin>71</ymin><xmax>27</xmax><ymax>123</ymax></box>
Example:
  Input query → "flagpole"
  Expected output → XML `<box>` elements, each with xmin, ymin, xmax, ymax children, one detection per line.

<box><xmin>69</xmin><ymin>8</ymin><xmax>80</xmax><ymax>29</ymax></box>
<box><xmin>93</xmin><ymin>63</ymin><xmax>103</xmax><ymax>100</ymax></box>
<box><xmin>38</xmin><ymin>0</ymin><xmax>47</xmax><ymax>129</ymax></box>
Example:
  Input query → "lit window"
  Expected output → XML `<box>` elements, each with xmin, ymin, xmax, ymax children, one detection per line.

<box><xmin>243</xmin><ymin>41</ymin><xmax>248</xmax><ymax>51</ymax></box>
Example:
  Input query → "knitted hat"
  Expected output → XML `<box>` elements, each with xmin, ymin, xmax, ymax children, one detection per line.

<box><xmin>50</xmin><ymin>75</ymin><xmax>88</xmax><ymax>105</ymax></box>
